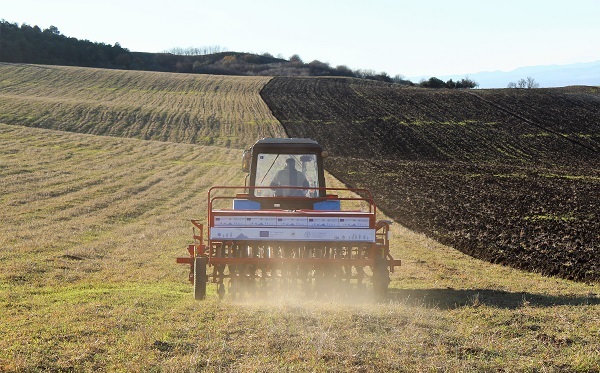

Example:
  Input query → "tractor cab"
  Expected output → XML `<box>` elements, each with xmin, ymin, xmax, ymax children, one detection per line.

<box><xmin>177</xmin><ymin>137</ymin><xmax>401</xmax><ymax>300</ymax></box>
<box><xmin>238</xmin><ymin>138</ymin><xmax>335</xmax><ymax>210</ymax></box>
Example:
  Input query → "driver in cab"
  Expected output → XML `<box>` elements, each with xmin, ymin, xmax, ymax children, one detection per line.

<box><xmin>270</xmin><ymin>157</ymin><xmax>309</xmax><ymax>197</ymax></box>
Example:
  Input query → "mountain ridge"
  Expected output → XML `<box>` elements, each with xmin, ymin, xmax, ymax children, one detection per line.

<box><xmin>411</xmin><ymin>60</ymin><xmax>600</xmax><ymax>88</ymax></box>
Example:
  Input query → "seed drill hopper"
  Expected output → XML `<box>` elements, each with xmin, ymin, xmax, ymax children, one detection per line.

<box><xmin>177</xmin><ymin>138</ymin><xmax>400</xmax><ymax>299</ymax></box>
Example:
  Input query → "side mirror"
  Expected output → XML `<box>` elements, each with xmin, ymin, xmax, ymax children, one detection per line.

<box><xmin>241</xmin><ymin>149</ymin><xmax>251</xmax><ymax>173</ymax></box>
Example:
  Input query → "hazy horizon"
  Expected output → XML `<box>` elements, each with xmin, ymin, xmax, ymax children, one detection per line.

<box><xmin>3</xmin><ymin>0</ymin><xmax>600</xmax><ymax>79</ymax></box>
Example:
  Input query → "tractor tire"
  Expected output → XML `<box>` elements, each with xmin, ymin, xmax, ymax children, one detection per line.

<box><xmin>372</xmin><ymin>257</ymin><xmax>390</xmax><ymax>301</ymax></box>
<box><xmin>194</xmin><ymin>257</ymin><xmax>207</xmax><ymax>300</ymax></box>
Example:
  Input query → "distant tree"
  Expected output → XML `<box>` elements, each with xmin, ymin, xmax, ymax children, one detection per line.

<box><xmin>242</xmin><ymin>54</ymin><xmax>261</xmax><ymax>63</ymax></box>
<box><xmin>508</xmin><ymin>76</ymin><xmax>539</xmax><ymax>89</ymax></box>
<box><xmin>175</xmin><ymin>60</ymin><xmax>193</xmax><ymax>72</ymax></box>
<box><xmin>192</xmin><ymin>60</ymin><xmax>204</xmax><ymax>71</ymax></box>
<box><xmin>458</xmin><ymin>77</ymin><xmax>478</xmax><ymax>89</ymax></box>
<box><xmin>334</xmin><ymin>65</ymin><xmax>354</xmax><ymax>77</ymax></box>
<box><xmin>221</xmin><ymin>55</ymin><xmax>237</xmax><ymax>66</ymax></box>
<box><xmin>371</xmin><ymin>72</ymin><xmax>392</xmax><ymax>83</ymax></box>
<box><xmin>392</xmin><ymin>74</ymin><xmax>414</xmax><ymax>86</ymax></box>
<box><xmin>419</xmin><ymin>76</ymin><xmax>477</xmax><ymax>89</ymax></box>
<box><xmin>355</xmin><ymin>69</ymin><xmax>377</xmax><ymax>79</ymax></box>
<box><xmin>307</xmin><ymin>60</ymin><xmax>332</xmax><ymax>75</ymax></box>
<box><xmin>420</xmin><ymin>77</ymin><xmax>446</xmax><ymax>88</ymax></box>
<box><xmin>289</xmin><ymin>54</ymin><xmax>303</xmax><ymax>64</ymax></box>
<box><xmin>526</xmin><ymin>76</ymin><xmax>540</xmax><ymax>88</ymax></box>
<box><xmin>44</xmin><ymin>25</ymin><xmax>60</xmax><ymax>35</ymax></box>
<box><xmin>165</xmin><ymin>45</ymin><xmax>227</xmax><ymax>56</ymax></box>
<box><xmin>356</xmin><ymin>69</ymin><xmax>391</xmax><ymax>82</ymax></box>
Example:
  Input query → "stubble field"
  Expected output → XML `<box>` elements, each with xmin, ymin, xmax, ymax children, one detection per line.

<box><xmin>0</xmin><ymin>63</ymin><xmax>284</xmax><ymax>148</ymax></box>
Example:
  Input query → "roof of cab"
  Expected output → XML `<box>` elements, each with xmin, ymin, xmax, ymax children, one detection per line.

<box><xmin>252</xmin><ymin>138</ymin><xmax>322</xmax><ymax>151</ymax></box>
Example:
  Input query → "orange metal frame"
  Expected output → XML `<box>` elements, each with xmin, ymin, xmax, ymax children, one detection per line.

<box><xmin>176</xmin><ymin>186</ymin><xmax>401</xmax><ymax>283</ymax></box>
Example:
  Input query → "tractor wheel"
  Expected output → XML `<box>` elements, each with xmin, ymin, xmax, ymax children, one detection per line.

<box><xmin>194</xmin><ymin>257</ymin><xmax>207</xmax><ymax>300</ymax></box>
<box><xmin>372</xmin><ymin>257</ymin><xmax>390</xmax><ymax>301</ymax></box>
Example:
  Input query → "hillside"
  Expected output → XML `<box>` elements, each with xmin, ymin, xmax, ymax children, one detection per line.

<box><xmin>261</xmin><ymin>77</ymin><xmax>600</xmax><ymax>163</ymax></box>
<box><xmin>0</xmin><ymin>63</ymin><xmax>284</xmax><ymax>148</ymax></box>
<box><xmin>2</xmin><ymin>64</ymin><xmax>598</xmax><ymax>281</ymax></box>
<box><xmin>261</xmin><ymin>77</ymin><xmax>600</xmax><ymax>281</ymax></box>
<box><xmin>1</xmin><ymin>124</ymin><xmax>598</xmax><ymax>371</ymax></box>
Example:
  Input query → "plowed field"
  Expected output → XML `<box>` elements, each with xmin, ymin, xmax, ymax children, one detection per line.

<box><xmin>261</xmin><ymin>77</ymin><xmax>600</xmax><ymax>281</ymax></box>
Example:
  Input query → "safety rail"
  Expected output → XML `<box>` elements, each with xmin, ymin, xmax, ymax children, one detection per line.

<box><xmin>207</xmin><ymin>185</ymin><xmax>377</xmax><ymax>213</ymax></box>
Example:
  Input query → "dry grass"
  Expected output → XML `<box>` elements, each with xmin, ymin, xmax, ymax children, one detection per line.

<box><xmin>1</xmin><ymin>124</ymin><xmax>598</xmax><ymax>372</ymax></box>
<box><xmin>0</xmin><ymin>63</ymin><xmax>285</xmax><ymax>147</ymax></box>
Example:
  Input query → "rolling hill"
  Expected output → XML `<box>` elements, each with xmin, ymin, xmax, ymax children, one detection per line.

<box><xmin>261</xmin><ymin>77</ymin><xmax>600</xmax><ymax>281</ymax></box>
<box><xmin>1</xmin><ymin>63</ymin><xmax>599</xmax><ymax>371</ymax></box>
<box><xmin>2</xmin><ymin>64</ymin><xmax>599</xmax><ymax>281</ymax></box>
<box><xmin>0</xmin><ymin>63</ymin><xmax>284</xmax><ymax>148</ymax></box>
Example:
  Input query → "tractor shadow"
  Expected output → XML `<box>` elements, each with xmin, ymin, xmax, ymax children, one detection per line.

<box><xmin>386</xmin><ymin>288</ymin><xmax>599</xmax><ymax>310</ymax></box>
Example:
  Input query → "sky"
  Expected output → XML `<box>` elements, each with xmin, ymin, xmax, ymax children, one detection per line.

<box><xmin>2</xmin><ymin>0</ymin><xmax>600</xmax><ymax>78</ymax></box>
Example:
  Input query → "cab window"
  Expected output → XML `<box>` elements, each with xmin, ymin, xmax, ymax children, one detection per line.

<box><xmin>254</xmin><ymin>153</ymin><xmax>319</xmax><ymax>197</ymax></box>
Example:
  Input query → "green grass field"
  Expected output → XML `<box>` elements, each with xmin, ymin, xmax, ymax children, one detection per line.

<box><xmin>1</xmin><ymin>124</ymin><xmax>598</xmax><ymax>372</ymax></box>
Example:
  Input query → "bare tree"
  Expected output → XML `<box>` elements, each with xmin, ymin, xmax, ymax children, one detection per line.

<box><xmin>526</xmin><ymin>76</ymin><xmax>540</xmax><ymax>88</ymax></box>
<box><xmin>289</xmin><ymin>54</ymin><xmax>303</xmax><ymax>65</ymax></box>
<box><xmin>165</xmin><ymin>45</ymin><xmax>227</xmax><ymax>56</ymax></box>
<box><xmin>508</xmin><ymin>76</ymin><xmax>540</xmax><ymax>89</ymax></box>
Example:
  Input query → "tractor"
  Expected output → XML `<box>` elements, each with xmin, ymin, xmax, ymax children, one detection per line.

<box><xmin>177</xmin><ymin>138</ymin><xmax>400</xmax><ymax>299</ymax></box>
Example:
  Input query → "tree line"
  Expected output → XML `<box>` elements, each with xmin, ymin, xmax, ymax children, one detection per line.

<box><xmin>418</xmin><ymin>76</ymin><xmax>478</xmax><ymax>89</ymax></box>
<box><xmin>0</xmin><ymin>21</ymin><xmax>130</xmax><ymax>68</ymax></box>
<box><xmin>0</xmin><ymin>20</ymin><xmax>477</xmax><ymax>89</ymax></box>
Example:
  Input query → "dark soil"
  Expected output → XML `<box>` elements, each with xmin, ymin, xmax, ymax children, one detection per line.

<box><xmin>261</xmin><ymin>77</ymin><xmax>600</xmax><ymax>282</ymax></box>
